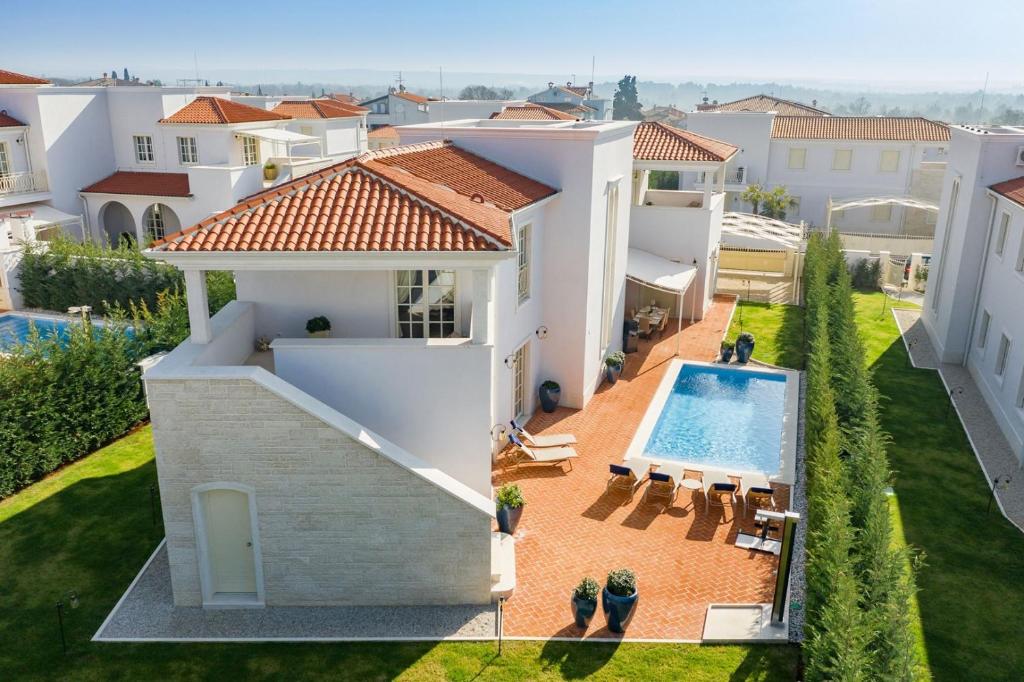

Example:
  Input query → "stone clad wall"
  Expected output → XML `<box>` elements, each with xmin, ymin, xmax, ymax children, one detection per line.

<box><xmin>147</xmin><ymin>377</ymin><xmax>493</xmax><ymax>607</ymax></box>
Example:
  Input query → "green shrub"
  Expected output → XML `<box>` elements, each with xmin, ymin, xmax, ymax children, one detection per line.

<box><xmin>305</xmin><ymin>316</ymin><xmax>331</xmax><ymax>333</ymax></box>
<box><xmin>573</xmin><ymin>577</ymin><xmax>600</xmax><ymax>601</ymax></box>
<box><xmin>495</xmin><ymin>483</ymin><xmax>524</xmax><ymax>509</ymax></box>
<box><xmin>850</xmin><ymin>258</ymin><xmax>881</xmax><ymax>290</ymax></box>
<box><xmin>605</xmin><ymin>351</ymin><xmax>625</xmax><ymax>368</ymax></box>
<box><xmin>606</xmin><ymin>568</ymin><xmax>636</xmax><ymax>596</ymax></box>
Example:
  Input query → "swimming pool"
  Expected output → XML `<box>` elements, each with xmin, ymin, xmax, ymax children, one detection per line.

<box><xmin>0</xmin><ymin>313</ymin><xmax>101</xmax><ymax>352</ymax></box>
<box><xmin>626</xmin><ymin>360</ymin><xmax>799</xmax><ymax>482</ymax></box>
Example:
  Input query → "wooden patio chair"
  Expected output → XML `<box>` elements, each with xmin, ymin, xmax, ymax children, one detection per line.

<box><xmin>607</xmin><ymin>459</ymin><xmax>651</xmax><ymax>500</ymax></box>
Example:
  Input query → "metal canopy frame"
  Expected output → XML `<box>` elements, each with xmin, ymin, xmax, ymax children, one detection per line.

<box><xmin>721</xmin><ymin>212</ymin><xmax>804</xmax><ymax>250</ymax></box>
<box><xmin>825</xmin><ymin>195</ymin><xmax>939</xmax><ymax>230</ymax></box>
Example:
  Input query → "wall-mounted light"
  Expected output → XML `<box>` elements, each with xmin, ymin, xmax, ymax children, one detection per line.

<box><xmin>535</xmin><ymin>325</ymin><xmax>549</xmax><ymax>340</ymax></box>
<box><xmin>490</xmin><ymin>424</ymin><xmax>508</xmax><ymax>441</ymax></box>
<box><xmin>504</xmin><ymin>354</ymin><xmax>516</xmax><ymax>369</ymax></box>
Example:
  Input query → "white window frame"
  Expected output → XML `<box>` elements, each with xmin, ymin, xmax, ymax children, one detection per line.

<box><xmin>871</xmin><ymin>204</ymin><xmax>893</xmax><ymax>223</ymax></box>
<box><xmin>832</xmin><ymin>148</ymin><xmax>853</xmax><ymax>171</ymax></box>
<box><xmin>511</xmin><ymin>340</ymin><xmax>529</xmax><ymax>421</ymax></box>
<box><xmin>879</xmin><ymin>150</ymin><xmax>901</xmax><ymax>172</ymax></box>
<box><xmin>995</xmin><ymin>333</ymin><xmax>1011</xmax><ymax>378</ymax></box>
<box><xmin>600</xmin><ymin>181</ymin><xmax>621</xmax><ymax>353</ymax></box>
<box><xmin>0</xmin><ymin>141</ymin><xmax>10</xmax><ymax>176</ymax></box>
<box><xmin>177</xmin><ymin>136</ymin><xmax>198</xmax><ymax>165</ymax></box>
<box><xmin>995</xmin><ymin>211</ymin><xmax>1010</xmax><ymax>257</ymax></box>
<box><xmin>787</xmin><ymin>148</ymin><xmax>806</xmax><ymax>170</ymax></box>
<box><xmin>789</xmin><ymin>196</ymin><xmax>801</xmax><ymax>218</ymax></box>
<box><xmin>394</xmin><ymin>269</ymin><xmax>459</xmax><ymax>339</ymax></box>
<box><xmin>517</xmin><ymin>222</ymin><xmax>531</xmax><ymax>305</ymax></box>
<box><xmin>978</xmin><ymin>310</ymin><xmax>991</xmax><ymax>350</ymax></box>
<box><xmin>145</xmin><ymin>204</ymin><xmax>166</xmax><ymax>242</ymax></box>
<box><xmin>299</xmin><ymin>125</ymin><xmax>313</xmax><ymax>136</ymax></box>
<box><xmin>133</xmin><ymin>134</ymin><xmax>155</xmax><ymax>164</ymax></box>
<box><xmin>241</xmin><ymin>136</ymin><xmax>260</xmax><ymax>166</ymax></box>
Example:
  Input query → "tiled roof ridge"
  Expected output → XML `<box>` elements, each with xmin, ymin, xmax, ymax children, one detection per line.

<box><xmin>634</xmin><ymin>121</ymin><xmax>739</xmax><ymax>162</ymax></box>
<box><xmin>160</xmin><ymin>96</ymin><xmax>292</xmax><ymax>124</ymax></box>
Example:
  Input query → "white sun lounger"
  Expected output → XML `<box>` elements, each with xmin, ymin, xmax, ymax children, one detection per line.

<box><xmin>507</xmin><ymin>432</ymin><xmax>577</xmax><ymax>470</ymax></box>
<box><xmin>510</xmin><ymin>419</ymin><xmax>577</xmax><ymax>447</ymax></box>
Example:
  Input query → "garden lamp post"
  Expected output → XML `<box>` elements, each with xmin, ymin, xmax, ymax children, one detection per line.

<box><xmin>67</xmin><ymin>305</ymin><xmax>92</xmax><ymax>324</ymax></box>
<box><xmin>56</xmin><ymin>591</ymin><xmax>80</xmax><ymax>654</ymax></box>
<box><xmin>987</xmin><ymin>475</ymin><xmax>1012</xmax><ymax>515</ymax></box>
<box><xmin>946</xmin><ymin>386</ymin><xmax>964</xmax><ymax>419</ymax></box>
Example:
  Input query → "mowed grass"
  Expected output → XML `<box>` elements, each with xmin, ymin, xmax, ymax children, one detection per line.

<box><xmin>0</xmin><ymin>425</ymin><xmax>798</xmax><ymax>681</ymax></box>
<box><xmin>732</xmin><ymin>293</ymin><xmax>1024</xmax><ymax>682</ymax></box>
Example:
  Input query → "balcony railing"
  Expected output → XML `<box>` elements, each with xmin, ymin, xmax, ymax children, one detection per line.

<box><xmin>697</xmin><ymin>167</ymin><xmax>747</xmax><ymax>187</ymax></box>
<box><xmin>0</xmin><ymin>170</ymin><xmax>48</xmax><ymax>196</ymax></box>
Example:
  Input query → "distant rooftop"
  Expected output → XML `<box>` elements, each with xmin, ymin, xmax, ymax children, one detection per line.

<box><xmin>490</xmin><ymin>104</ymin><xmax>578</xmax><ymax>121</ymax></box>
<box><xmin>696</xmin><ymin>94</ymin><xmax>828</xmax><ymax>116</ymax></box>
<box><xmin>771</xmin><ymin>116</ymin><xmax>949</xmax><ymax>141</ymax></box>
<box><xmin>160</xmin><ymin>96</ymin><xmax>291</xmax><ymax>125</ymax></box>
<box><xmin>0</xmin><ymin>68</ymin><xmax>50</xmax><ymax>86</ymax></box>
<box><xmin>273</xmin><ymin>99</ymin><xmax>367</xmax><ymax>119</ymax></box>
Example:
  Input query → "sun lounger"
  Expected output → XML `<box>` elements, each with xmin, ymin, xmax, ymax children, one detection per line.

<box><xmin>741</xmin><ymin>473</ymin><xmax>776</xmax><ymax>514</ymax></box>
<box><xmin>507</xmin><ymin>432</ymin><xmax>577</xmax><ymax>470</ymax></box>
<box><xmin>510</xmin><ymin>419</ymin><xmax>577</xmax><ymax>447</ymax></box>
<box><xmin>704</xmin><ymin>472</ymin><xmax>739</xmax><ymax>517</ymax></box>
<box><xmin>644</xmin><ymin>462</ymin><xmax>686</xmax><ymax>507</ymax></box>
<box><xmin>607</xmin><ymin>458</ymin><xmax>651</xmax><ymax>499</ymax></box>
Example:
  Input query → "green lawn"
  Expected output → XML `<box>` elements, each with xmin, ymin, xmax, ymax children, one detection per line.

<box><xmin>731</xmin><ymin>294</ymin><xmax>1024</xmax><ymax>682</ymax></box>
<box><xmin>0</xmin><ymin>426</ymin><xmax>797</xmax><ymax>680</ymax></box>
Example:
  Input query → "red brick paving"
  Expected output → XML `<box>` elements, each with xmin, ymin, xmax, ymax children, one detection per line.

<box><xmin>494</xmin><ymin>295</ymin><xmax>790</xmax><ymax>640</ymax></box>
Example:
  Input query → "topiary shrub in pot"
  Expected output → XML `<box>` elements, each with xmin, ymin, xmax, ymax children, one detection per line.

<box><xmin>605</xmin><ymin>351</ymin><xmax>626</xmax><ymax>385</ymax></box>
<box><xmin>306</xmin><ymin>316</ymin><xmax>331</xmax><ymax>338</ymax></box>
<box><xmin>571</xmin><ymin>576</ymin><xmax>600</xmax><ymax>629</ymax></box>
<box><xmin>264</xmin><ymin>161</ymin><xmax>279</xmax><ymax>181</ymax></box>
<box><xmin>735</xmin><ymin>332</ymin><xmax>755</xmax><ymax>363</ymax></box>
<box><xmin>538</xmin><ymin>380</ymin><xmax>561</xmax><ymax>413</ymax></box>
<box><xmin>495</xmin><ymin>483</ymin><xmax>525</xmax><ymax>535</ymax></box>
<box><xmin>602</xmin><ymin>568</ymin><xmax>638</xmax><ymax>633</ymax></box>
<box><xmin>720</xmin><ymin>340</ymin><xmax>735</xmax><ymax>363</ymax></box>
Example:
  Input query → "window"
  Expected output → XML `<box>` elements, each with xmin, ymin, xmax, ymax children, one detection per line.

<box><xmin>0</xmin><ymin>141</ymin><xmax>10</xmax><ymax>175</ymax></box>
<box><xmin>787</xmin><ymin>148</ymin><xmax>806</xmax><ymax>170</ymax></box>
<box><xmin>789</xmin><ymin>196</ymin><xmax>801</xmax><ymax>218</ymax></box>
<box><xmin>995</xmin><ymin>211</ymin><xmax>1010</xmax><ymax>256</ymax></box>
<box><xmin>395</xmin><ymin>269</ymin><xmax>456</xmax><ymax>338</ymax></box>
<box><xmin>177</xmin><ymin>136</ymin><xmax>198</xmax><ymax>165</ymax></box>
<box><xmin>996</xmin><ymin>334</ymin><xmax>1011</xmax><ymax>377</ymax></box>
<box><xmin>871</xmin><ymin>204</ymin><xmax>893</xmax><ymax>222</ymax></box>
<box><xmin>512</xmin><ymin>341</ymin><xmax>529</xmax><ymax>420</ymax></box>
<box><xmin>932</xmin><ymin>177</ymin><xmax>959</xmax><ymax>311</ymax></box>
<box><xmin>879</xmin><ymin>150</ymin><xmax>901</xmax><ymax>172</ymax></box>
<box><xmin>1017</xmin><ymin>367</ymin><xmax>1024</xmax><ymax>409</ymax></box>
<box><xmin>241</xmin><ymin>136</ymin><xmax>259</xmax><ymax>166</ymax></box>
<box><xmin>600</xmin><ymin>182</ymin><xmax>620</xmax><ymax>352</ymax></box>
<box><xmin>978</xmin><ymin>310</ymin><xmax>991</xmax><ymax>349</ymax></box>
<box><xmin>299</xmin><ymin>125</ymin><xmax>313</xmax><ymax>136</ymax></box>
<box><xmin>133</xmin><ymin>135</ymin><xmax>154</xmax><ymax>163</ymax></box>
<box><xmin>832</xmin><ymin>149</ymin><xmax>852</xmax><ymax>171</ymax></box>
<box><xmin>517</xmin><ymin>223</ymin><xmax>531</xmax><ymax>304</ymax></box>
<box><xmin>145</xmin><ymin>204</ymin><xmax>166</xmax><ymax>242</ymax></box>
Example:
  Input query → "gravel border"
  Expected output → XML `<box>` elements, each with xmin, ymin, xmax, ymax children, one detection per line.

<box><xmin>788</xmin><ymin>370</ymin><xmax>807</xmax><ymax>642</ymax></box>
<box><xmin>95</xmin><ymin>543</ymin><xmax>498</xmax><ymax>641</ymax></box>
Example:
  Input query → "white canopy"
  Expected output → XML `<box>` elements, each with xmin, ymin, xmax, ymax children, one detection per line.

<box><xmin>721</xmin><ymin>212</ymin><xmax>804</xmax><ymax>250</ymax></box>
<box><xmin>626</xmin><ymin>247</ymin><xmax>697</xmax><ymax>293</ymax></box>
<box><xmin>9</xmin><ymin>203</ymin><xmax>82</xmax><ymax>228</ymax></box>
<box><xmin>242</xmin><ymin>128</ymin><xmax>319</xmax><ymax>144</ymax></box>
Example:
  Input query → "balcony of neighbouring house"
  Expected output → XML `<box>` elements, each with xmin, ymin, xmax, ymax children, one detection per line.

<box><xmin>695</xmin><ymin>165</ymin><xmax>747</xmax><ymax>191</ymax></box>
<box><xmin>0</xmin><ymin>170</ymin><xmax>50</xmax><ymax>206</ymax></box>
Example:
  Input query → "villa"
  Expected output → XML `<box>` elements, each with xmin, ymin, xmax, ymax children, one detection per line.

<box><xmin>526</xmin><ymin>81</ymin><xmax>612</xmax><ymax>120</ymax></box>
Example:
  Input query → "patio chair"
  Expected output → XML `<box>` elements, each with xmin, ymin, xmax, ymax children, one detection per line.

<box><xmin>510</xmin><ymin>419</ymin><xmax>577</xmax><ymax>447</ymax></box>
<box><xmin>607</xmin><ymin>459</ymin><xmax>651</xmax><ymax>500</ymax></box>
<box><xmin>638</xmin><ymin>317</ymin><xmax>653</xmax><ymax>339</ymax></box>
<box><xmin>507</xmin><ymin>432</ymin><xmax>577</xmax><ymax>471</ymax></box>
<box><xmin>705</xmin><ymin>478</ymin><xmax>739</xmax><ymax>517</ymax></box>
<box><xmin>656</xmin><ymin>313</ymin><xmax>669</xmax><ymax>338</ymax></box>
<box><xmin>643</xmin><ymin>462</ymin><xmax>686</xmax><ymax>508</ymax></box>
<box><xmin>745</xmin><ymin>485</ymin><xmax>776</xmax><ymax>515</ymax></box>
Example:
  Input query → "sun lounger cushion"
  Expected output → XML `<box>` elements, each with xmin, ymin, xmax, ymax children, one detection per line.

<box><xmin>609</xmin><ymin>464</ymin><xmax>633</xmax><ymax>477</ymax></box>
<box><xmin>749</xmin><ymin>486</ymin><xmax>774</xmax><ymax>495</ymax></box>
<box><xmin>649</xmin><ymin>472</ymin><xmax>672</xmax><ymax>483</ymax></box>
<box><xmin>508</xmin><ymin>432</ymin><xmax>525</xmax><ymax>447</ymax></box>
<box><xmin>710</xmin><ymin>482</ymin><xmax>737</xmax><ymax>492</ymax></box>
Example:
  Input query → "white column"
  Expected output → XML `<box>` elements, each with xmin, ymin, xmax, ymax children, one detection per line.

<box><xmin>470</xmin><ymin>268</ymin><xmax>492</xmax><ymax>344</ymax></box>
<box><xmin>702</xmin><ymin>169</ymin><xmax>713</xmax><ymax>208</ymax></box>
<box><xmin>716</xmin><ymin>163</ymin><xmax>726</xmax><ymax>193</ymax></box>
<box><xmin>183</xmin><ymin>269</ymin><xmax>212</xmax><ymax>344</ymax></box>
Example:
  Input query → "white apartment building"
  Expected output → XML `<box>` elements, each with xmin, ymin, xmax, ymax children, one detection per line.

<box><xmin>922</xmin><ymin>125</ymin><xmax>1024</xmax><ymax>465</ymax></box>
<box><xmin>526</xmin><ymin>81</ymin><xmax>612</xmax><ymax>121</ymax></box>
<box><xmin>360</xmin><ymin>86</ymin><xmax>519</xmax><ymax>129</ymax></box>
<box><xmin>682</xmin><ymin>95</ymin><xmax>949</xmax><ymax>239</ymax></box>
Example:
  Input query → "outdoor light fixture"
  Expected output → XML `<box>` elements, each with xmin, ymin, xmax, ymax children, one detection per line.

<box><xmin>988</xmin><ymin>474</ymin><xmax>1013</xmax><ymax>514</ymax></box>
<box><xmin>535</xmin><ymin>325</ymin><xmax>549</xmax><ymax>340</ymax></box>
<box><xmin>504</xmin><ymin>354</ymin><xmax>516</xmax><ymax>369</ymax></box>
<box><xmin>67</xmin><ymin>305</ymin><xmax>93</xmax><ymax>323</ymax></box>
<box><xmin>56</xmin><ymin>591</ymin><xmax>80</xmax><ymax>655</ymax></box>
<box><xmin>490</xmin><ymin>424</ymin><xmax>507</xmax><ymax>441</ymax></box>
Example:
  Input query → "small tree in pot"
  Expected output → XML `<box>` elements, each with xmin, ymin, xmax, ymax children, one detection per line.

<box><xmin>306</xmin><ymin>316</ymin><xmax>331</xmax><ymax>338</ymax></box>
<box><xmin>720</xmin><ymin>340</ymin><xmax>735</xmax><ymax>363</ymax></box>
<box><xmin>264</xmin><ymin>161</ymin><xmax>279</xmax><ymax>181</ymax></box>
<box><xmin>571</xmin><ymin>576</ymin><xmax>600</xmax><ymax>628</ymax></box>
<box><xmin>495</xmin><ymin>483</ymin><xmax>525</xmax><ymax>535</ymax></box>
<box><xmin>602</xmin><ymin>568</ymin><xmax>638</xmax><ymax>633</ymax></box>
<box><xmin>605</xmin><ymin>351</ymin><xmax>626</xmax><ymax>385</ymax></box>
<box><xmin>538</xmin><ymin>380</ymin><xmax>561</xmax><ymax>413</ymax></box>
<box><xmin>735</xmin><ymin>332</ymin><xmax>756</xmax><ymax>363</ymax></box>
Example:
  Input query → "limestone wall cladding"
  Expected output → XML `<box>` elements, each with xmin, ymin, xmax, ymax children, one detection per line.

<box><xmin>147</xmin><ymin>377</ymin><xmax>493</xmax><ymax>607</ymax></box>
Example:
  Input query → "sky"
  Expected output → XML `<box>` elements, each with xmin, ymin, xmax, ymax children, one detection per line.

<box><xmin>6</xmin><ymin>0</ymin><xmax>1023</xmax><ymax>91</ymax></box>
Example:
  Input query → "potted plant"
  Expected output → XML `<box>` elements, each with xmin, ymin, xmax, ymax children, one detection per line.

<box><xmin>571</xmin><ymin>576</ymin><xmax>600</xmax><ymax>629</ymax></box>
<box><xmin>602</xmin><ymin>568</ymin><xmax>638</xmax><ymax>633</ymax></box>
<box><xmin>254</xmin><ymin>335</ymin><xmax>272</xmax><ymax>352</ymax></box>
<box><xmin>605</xmin><ymin>351</ymin><xmax>626</xmax><ymax>385</ymax></box>
<box><xmin>263</xmin><ymin>161</ymin><xmax>279</xmax><ymax>181</ymax></box>
<box><xmin>735</xmin><ymin>332</ymin><xmax>756</xmax><ymax>363</ymax></box>
<box><xmin>495</xmin><ymin>483</ymin><xmax>524</xmax><ymax>535</ymax></box>
<box><xmin>539</xmin><ymin>380</ymin><xmax>561</xmax><ymax>413</ymax></box>
<box><xmin>306</xmin><ymin>316</ymin><xmax>331</xmax><ymax>338</ymax></box>
<box><xmin>720</xmin><ymin>340</ymin><xmax>735</xmax><ymax>363</ymax></box>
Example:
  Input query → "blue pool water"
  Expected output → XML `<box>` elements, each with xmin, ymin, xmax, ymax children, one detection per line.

<box><xmin>0</xmin><ymin>314</ymin><xmax>94</xmax><ymax>351</ymax></box>
<box><xmin>644</xmin><ymin>364</ymin><xmax>787</xmax><ymax>473</ymax></box>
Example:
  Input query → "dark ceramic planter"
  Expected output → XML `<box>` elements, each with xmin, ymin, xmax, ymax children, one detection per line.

<box><xmin>496</xmin><ymin>505</ymin><xmax>523</xmax><ymax>535</ymax></box>
<box><xmin>571</xmin><ymin>595</ymin><xmax>598</xmax><ymax>628</ymax></box>
<box><xmin>605</xmin><ymin>363</ymin><xmax>623</xmax><ymax>385</ymax></box>
<box><xmin>735</xmin><ymin>339</ymin><xmax>755</xmax><ymax>363</ymax></box>
<box><xmin>602</xmin><ymin>587</ymin><xmax>638</xmax><ymax>633</ymax></box>
<box><xmin>539</xmin><ymin>384</ymin><xmax>561</xmax><ymax>413</ymax></box>
<box><xmin>720</xmin><ymin>348</ymin><xmax>734</xmax><ymax>363</ymax></box>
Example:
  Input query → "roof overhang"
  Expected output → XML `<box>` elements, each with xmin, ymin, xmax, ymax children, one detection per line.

<box><xmin>625</xmin><ymin>248</ymin><xmax>697</xmax><ymax>294</ymax></box>
<box><xmin>3</xmin><ymin>203</ymin><xmax>81</xmax><ymax>227</ymax></box>
<box><xmin>143</xmin><ymin>249</ymin><xmax>514</xmax><ymax>271</ymax></box>
<box><xmin>633</xmin><ymin>159</ymin><xmax>727</xmax><ymax>172</ymax></box>
<box><xmin>238</xmin><ymin>127</ymin><xmax>319</xmax><ymax>144</ymax></box>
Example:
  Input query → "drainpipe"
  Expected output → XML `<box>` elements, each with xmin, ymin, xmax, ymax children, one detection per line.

<box><xmin>961</xmin><ymin>194</ymin><xmax>998</xmax><ymax>366</ymax></box>
<box><xmin>79</xmin><ymin>195</ymin><xmax>93</xmax><ymax>243</ymax></box>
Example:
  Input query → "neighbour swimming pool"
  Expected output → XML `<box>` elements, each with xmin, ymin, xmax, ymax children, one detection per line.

<box><xmin>635</xmin><ymin>362</ymin><xmax>793</xmax><ymax>477</ymax></box>
<box><xmin>0</xmin><ymin>313</ymin><xmax>109</xmax><ymax>352</ymax></box>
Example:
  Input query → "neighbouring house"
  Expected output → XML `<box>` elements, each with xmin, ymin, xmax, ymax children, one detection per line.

<box><xmin>695</xmin><ymin>94</ymin><xmax>829</xmax><ymax>117</ymax></box>
<box><xmin>360</xmin><ymin>85</ymin><xmax>520</xmax><ymax>129</ymax></box>
<box><xmin>270</xmin><ymin>98</ymin><xmax>369</xmax><ymax>161</ymax></box>
<box><xmin>921</xmin><ymin>124</ymin><xmax>1024</xmax><ymax>466</ymax></box>
<box><xmin>642</xmin><ymin>105</ymin><xmax>687</xmax><ymax>128</ymax></box>
<box><xmin>489</xmin><ymin>104</ymin><xmax>579</xmax><ymax>121</ymax></box>
<box><xmin>526</xmin><ymin>81</ymin><xmax>611</xmax><ymax>121</ymax></box>
<box><xmin>142</xmin><ymin>118</ymin><xmax>642</xmax><ymax>608</ymax></box>
<box><xmin>367</xmin><ymin>124</ymin><xmax>400</xmax><ymax>150</ymax></box>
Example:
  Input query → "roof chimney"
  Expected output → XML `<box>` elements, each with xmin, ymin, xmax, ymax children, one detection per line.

<box><xmin>547</xmin><ymin>81</ymin><xmax>554</xmax><ymax>89</ymax></box>
<box><xmin>812</xmin><ymin>99</ymin><xmax>818</xmax><ymax>107</ymax></box>
<box><xmin>566</xmin><ymin>81</ymin><xmax>572</xmax><ymax>87</ymax></box>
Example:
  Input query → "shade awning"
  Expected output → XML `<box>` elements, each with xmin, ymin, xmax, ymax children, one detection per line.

<box><xmin>4</xmin><ymin>203</ymin><xmax>82</xmax><ymax>228</ymax></box>
<box><xmin>626</xmin><ymin>248</ymin><xmax>697</xmax><ymax>294</ymax></box>
<box><xmin>241</xmin><ymin>128</ymin><xmax>319</xmax><ymax>144</ymax></box>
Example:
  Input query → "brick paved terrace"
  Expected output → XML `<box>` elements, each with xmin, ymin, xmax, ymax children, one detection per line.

<box><xmin>494</xmin><ymin>295</ymin><xmax>791</xmax><ymax>640</ymax></box>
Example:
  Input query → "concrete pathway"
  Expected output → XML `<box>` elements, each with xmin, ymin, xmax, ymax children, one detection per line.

<box><xmin>892</xmin><ymin>308</ymin><xmax>1024</xmax><ymax>533</ymax></box>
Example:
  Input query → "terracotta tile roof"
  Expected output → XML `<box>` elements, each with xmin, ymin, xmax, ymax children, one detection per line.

<box><xmin>633</xmin><ymin>121</ymin><xmax>738</xmax><ymax>163</ymax></box>
<box><xmin>160</xmin><ymin>96</ymin><xmax>291</xmax><ymax>124</ymax></box>
<box><xmin>328</xmin><ymin>93</ymin><xmax>361</xmax><ymax>105</ymax></box>
<box><xmin>151</xmin><ymin>141</ymin><xmax>557</xmax><ymax>253</ymax></box>
<box><xmin>991</xmin><ymin>176</ymin><xmax>1024</xmax><ymax>208</ymax></box>
<box><xmin>489</xmin><ymin>104</ymin><xmax>578</xmax><ymax>121</ymax></box>
<box><xmin>368</xmin><ymin>125</ymin><xmax>399</xmax><ymax>139</ymax></box>
<box><xmin>0</xmin><ymin>68</ymin><xmax>50</xmax><ymax>85</ymax></box>
<box><xmin>393</xmin><ymin>90</ymin><xmax>430</xmax><ymax>105</ymax></box>
<box><xmin>0</xmin><ymin>110</ymin><xmax>26</xmax><ymax>127</ymax></box>
<box><xmin>272</xmin><ymin>99</ymin><xmax>367</xmax><ymax>119</ymax></box>
<box><xmin>561</xmin><ymin>85</ymin><xmax>590</xmax><ymax>97</ymax></box>
<box><xmin>540</xmin><ymin>102</ymin><xmax>595</xmax><ymax>115</ymax></box>
<box><xmin>698</xmin><ymin>94</ymin><xmax>828</xmax><ymax>116</ymax></box>
<box><xmin>771</xmin><ymin>116</ymin><xmax>950</xmax><ymax>141</ymax></box>
<box><xmin>81</xmin><ymin>171</ymin><xmax>191</xmax><ymax>197</ymax></box>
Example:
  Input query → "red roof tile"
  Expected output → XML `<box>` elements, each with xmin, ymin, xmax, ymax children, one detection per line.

<box><xmin>328</xmin><ymin>93</ymin><xmax>361</xmax><ymax>105</ymax></box>
<box><xmin>490</xmin><ymin>104</ymin><xmax>578</xmax><ymax>121</ymax></box>
<box><xmin>81</xmin><ymin>171</ymin><xmax>191</xmax><ymax>197</ymax></box>
<box><xmin>0</xmin><ymin>68</ymin><xmax>50</xmax><ymax>85</ymax></box>
<box><xmin>991</xmin><ymin>176</ymin><xmax>1024</xmax><ymax>208</ymax></box>
<box><xmin>368</xmin><ymin>125</ymin><xmax>399</xmax><ymax>139</ymax></box>
<box><xmin>697</xmin><ymin>94</ymin><xmax>828</xmax><ymax>116</ymax></box>
<box><xmin>0</xmin><ymin>110</ymin><xmax>26</xmax><ymax>127</ymax></box>
<box><xmin>393</xmin><ymin>91</ymin><xmax>430</xmax><ymax>105</ymax></box>
<box><xmin>151</xmin><ymin>142</ymin><xmax>557</xmax><ymax>254</ymax></box>
<box><xmin>771</xmin><ymin>116</ymin><xmax>950</xmax><ymax>141</ymax></box>
<box><xmin>160</xmin><ymin>96</ymin><xmax>291</xmax><ymax>124</ymax></box>
<box><xmin>633</xmin><ymin>122</ymin><xmax>738</xmax><ymax>163</ymax></box>
<box><xmin>273</xmin><ymin>99</ymin><xmax>367</xmax><ymax>119</ymax></box>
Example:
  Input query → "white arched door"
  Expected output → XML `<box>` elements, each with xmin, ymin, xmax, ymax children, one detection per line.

<box><xmin>193</xmin><ymin>484</ymin><xmax>263</xmax><ymax>605</ymax></box>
